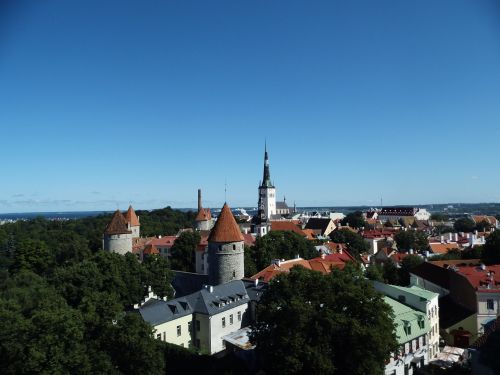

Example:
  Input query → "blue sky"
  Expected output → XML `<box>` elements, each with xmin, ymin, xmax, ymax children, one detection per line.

<box><xmin>1</xmin><ymin>0</ymin><xmax>500</xmax><ymax>213</ymax></box>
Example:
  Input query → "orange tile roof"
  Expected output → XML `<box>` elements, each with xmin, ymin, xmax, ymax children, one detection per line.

<box><xmin>429</xmin><ymin>242</ymin><xmax>459</xmax><ymax>254</ymax></box>
<box><xmin>195</xmin><ymin>208</ymin><xmax>212</xmax><ymax>221</ymax></box>
<box><xmin>250</xmin><ymin>259</ymin><xmax>312</xmax><ymax>282</ymax></box>
<box><xmin>104</xmin><ymin>210</ymin><xmax>131</xmax><ymax>235</ymax></box>
<box><xmin>270</xmin><ymin>221</ymin><xmax>306</xmax><ymax>236</ymax></box>
<box><xmin>148</xmin><ymin>236</ymin><xmax>177</xmax><ymax>247</ymax></box>
<box><xmin>302</xmin><ymin>229</ymin><xmax>316</xmax><ymax>240</ymax></box>
<box><xmin>125</xmin><ymin>205</ymin><xmax>140</xmax><ymax>227</ymax></box>
<box><xmin>143</xmin><ymin>244</ymin><xmax>159</xmax><ymax>255</ymax></box>
<box><xmin>208</xmin><ymin>203</ymin><xmax>244</xmax><ymax>243</ymax></box>
<box><xmin>250</xmin><ymin>255</ymin><xmax>351</xmax><ymax>282</ymax></box>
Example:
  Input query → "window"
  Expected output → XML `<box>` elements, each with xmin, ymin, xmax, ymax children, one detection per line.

<box><xmin>487</xmin><ymin>299</ymin><xmax>494</xmax><ymax>310</ymax></box>
<box><xmin>222</xmin><ymin>339</ymin><xmax>226</xmax><ymax>348</ymax></box>
<box><xmin>230</xmin><ymin>314</ymin><xmax>233</xmax><ymax>325</ymax></box>
<box><xmin>177</xmin><ymin>325</ymin><xmax>181</xmax><ymax>336</ymax></box>
<box><xmin>233</xmin><ymin>270</ymin><xmax>236</xmax><ymax>278</ymax></box>
<box><xmin>188</xmin><ymin>321</ymin><xmax>192</xmax><ymax>333</ymax></box>
<box><xmin>222</xmin><ymin>317</ymin><xmax>226</xmax><ymax>328</ymax></box>
<box><xmin>237</xmin><ymin>311</ymin><xmax>242</xmax><ymax>321</ymax></box>
<box><xmin>156</xmin><ymin>333</ymin><xmax>161</xmax><ymax>340</ymax></box>
<box><xmin>196</xmin><ymin>320</ymin><xmax>200</xmax><ymax>331</ymax></box>
<box><xmin>163</xmin><ymin>332</ymin><xmax>166</xmax><ymax>341</ymax></box>
<box><xmin>233</xmin><ymin>244</ymin><xmax>236</xmax><ymax>250</ymax></box>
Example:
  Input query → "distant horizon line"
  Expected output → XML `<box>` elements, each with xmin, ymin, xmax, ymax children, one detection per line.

<box><xmin>1</xmin><ymin>202</ymin><xmax>500</xmax><ymax>215</ymax></box>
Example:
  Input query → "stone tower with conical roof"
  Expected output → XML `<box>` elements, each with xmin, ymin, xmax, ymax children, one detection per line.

<box><xmin>207</xmin><ymin>203</ymin><xmax>244</xmax><ymax>285</ymax></box>
<box><xmin>103</xmin><ymin>209</ymin><xmax>133</xmax><ymax>255</ymax></box>
<box><xmin>195</xmin><ymin>189</ymin><xmax>213</xmax><ymax>231</ymax></box>
<box><xmin>124</xmin><ymin>205</ymin><xmax>140</xmax><ymax>238</ymax></box>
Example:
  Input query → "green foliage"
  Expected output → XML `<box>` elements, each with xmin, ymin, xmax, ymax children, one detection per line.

<box><xmin>341</xmin><ymin>211</ymin><xmax>366</xmax><ymax>229</ymax></box>
<box><xmin>170</xmin><ymin>231</ymin><xmax>200</xmax><ymax>272</ymax></box>
<box><xmin>394</xmin><ymin>230</ymin><xmax>428</xmax><ymax>252</ymax></box>
<box><xmin>251</xmin><ymin>265</ymin><xmax>398</xmax><ymax>375</ymax></box>
<box><xmin>453</xmin><ymin>218</ymin><xmax>476</xmax><ymax>233</ymax></box>
<box><xmin>243</xmin><ymin>246</ymin><xmax>258</xmax><ymax>277</ymax></box>
<box><xmin>482</xmin><ymin>231</ymin><xmax>500</xmax><ymax>265</ymax></box>
<box><xmin>0</xmin><ymin>209</ymin><xmax>192</xmax><ymax>374</ymax></box>
<box><xmin>430</xmin><ymin>213</ymin><xmax>449</xmax><ymax>222</ymax></box>
<box><xmin>249</xmin><ymin>231</ymin><xmax>317</xmax><ymax>271</ymax></box>
<box><xmin>136</xmin><ymin>207</ymin><xmax>196</xmax><ymax>237</ymax></box>
<box><xmin>476</xmin><ymin>220</ymin><xmax>492</xmax><ymax>232</ymax></box>
<box><xmin>366</xmin><ymin>262</ymin><xmax>400</xmax><ymax>285</ymax></box>
<box><xmin>329</xmin><ymin>229</ymin><xmax>368</xmax><ymax>259</ymax></box>
<box><xmin>143</xmin><ymin>255</ymin><xmax>174</xmax><ymax>299</ymax></box>
<box><xmin>478</xmin><ymin>328</ymin><xmax>500</xmax><ymax>374</ymax></box>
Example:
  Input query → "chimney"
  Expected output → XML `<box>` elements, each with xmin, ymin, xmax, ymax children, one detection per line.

<box><xmin>198</xmin><ymin>189</ymin><xmax>202</xmax><ymax>211</ymax></box>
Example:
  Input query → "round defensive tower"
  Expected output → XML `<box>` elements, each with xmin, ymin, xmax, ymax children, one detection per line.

<box><xmin>208</xmin><ymin>203</ymin><xmax>244</xmax><ymax>285</ymax></box>
<box><xmin>103</xmin><ymin>209</ymin><xmax>133</xmax><ymax>255</ymax></box>
<box><xmin>195</xmin><ymin>189</ymin><xmax>213</xmax><ymax>231</ymax></box>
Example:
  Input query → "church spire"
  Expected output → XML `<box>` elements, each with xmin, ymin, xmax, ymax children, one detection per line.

<box><xmin>261</xmin><ymin>143</ymin><xmax>274</xmax><ymax>188</ymax></box>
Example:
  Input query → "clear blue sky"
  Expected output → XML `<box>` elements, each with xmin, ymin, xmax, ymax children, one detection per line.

<box><xmin>1</xmin><ymin>0</ymin><xmax>500</xmax><ymax>213</ymax></box>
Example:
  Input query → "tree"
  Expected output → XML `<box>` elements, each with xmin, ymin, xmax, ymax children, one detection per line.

<box><xmin>476</xmin><ymin>220</ymin><xmax>492</xmax><ymax>232</ymax></box>
<box><xmin>170</xmin><ymin>231</ymin><xmax>200</xmax><ymax>272</ymax></box>
<box><xmin>430</xmin><ymin>213</ymin><xmax>449</xmax><ymax>222</ymax></box>
<box><xmin>143</xmin><ymin>255</ymin><xmax>174</xmax><ymax>299</ymax></box>
<box><xmin>365</xmin><ymin>264</ymin><xmax>384</xmax><ymax>282</ymax></box>
<box><xmin>243</xmin><ymin>246</ymin><xmax>258</xmax><ymax>277</ymax></box>
<box><xmin>365</xmin><ymin>261</ymin><xmax>400</xmax><ymax>285</ymax></box>
<box><xmin>453</xmin><ymin>218</ymin><xmax>475</xmax><ymax>233</ymax></box>
<box><xmin>482</xmin><ymin>231</ymin><xmax>500</xmax><ymax>265</ymax></box>
<box><xmin>251</xmin><ymin>265</ymin><xmax>397</xmax><ymax>374</ymax></box>
<box><xmin>250</xmin><ymin>231</ymin><xmax>317</xmax><ymax>271</ymax></box>
<box><xmin>329</xmin><ymin>229</ymin><xmax>368</xmax><ymax>259</ymax></box>
<box><xmin>0</xmin><ymin>271</ymin><xmax>90</xmax><ymax>374</ymax></box>
<box><xmin>341</xmin><ymin>211</ymin><xmax>366</xmax><ymax>229</ymax></box>
<box><xmin>393</xmin><ymin>230</ymin><xmax>428</xmax><ymax>252</ymax></box>
<box><xmin>398</xmin><ymin>255</ymin><xmax>424</xmax><ymax>286</ymax></box>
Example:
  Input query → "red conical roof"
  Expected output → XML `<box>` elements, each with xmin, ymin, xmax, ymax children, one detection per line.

<box><xmin>104</xmin><ymin>210</ymin><xmax>132</xmax><ymax>235</ymax></box>
<box><xmin>195</xmin><ymin>207</ymin><xmax>211</xmax><ymax>221</ymax></box>
<box><xmin>208</xmin><ymin>203</ymin><xmax>244</xmax><ymax>243</ymax></box>
<box><xmin>125</xmin><ymin>205</ymin><xmax>140</xmax><ymax>226</ymax></box>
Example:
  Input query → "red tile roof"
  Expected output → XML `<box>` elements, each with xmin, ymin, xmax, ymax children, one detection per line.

<box><xmin>104</xmin><ymin>210</ymin><xmax>131</xmax><ymax>235</ymax></box>
<box><xmin>429</xmin><ymin>242</ymin><xmax>459</xmax><ymax>254</ymax></box>
<box><xmin>242</xmin><ymin>233</ymin><xmax>256</xmax><ymax>247</ymax></box>
<box><xmin>148</xmin><ymin>236</ymin><xmax>177</xmax><ymax>247</ymax></box>
<box><xmin>125</xmin><ymin>205</ymin><xmax>140</xmax><ymax>227</ymax></box>
<box><xmin>302</xmin><ymin>229</ymin><xmax>316</xmax><ymax>240</ymax></box>
<box><xmin>208</xmin><ymin>203</ymin><xmax>244</xmax><ymax>243</ymax></box>
<box><xmin>143</xmin><ymin>244</ymin><xmax>159</xmax><ymax>255</ymax></box>
<box><xmin>454</xmin><ymin>265</ymin><xmax>500</xmax><ymax>292</ymax></box>
<box><xmin>195</xmin><ymin>208</ymin><xmax>211</xmax><ymax>221</ymax></box>
<box><xmin>270</xmin><ymin>221</ymin><xmax>306</xmax><ymax>236</ymax></box>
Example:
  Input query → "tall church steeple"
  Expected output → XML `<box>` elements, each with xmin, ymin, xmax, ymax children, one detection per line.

<box><xmin>256</xmin><ymin>144</ymin><xmax>276</xmax><ymax>223</ymax></box>
<box><xmin>261</xmin><ymin>142</ymin><xmax>274</xmax><ymax>188</ymax></box>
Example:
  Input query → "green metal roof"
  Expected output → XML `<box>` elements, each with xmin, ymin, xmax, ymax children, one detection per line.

<box><xmin>388</xmin><ymin>284</ymin><xmax>439</xmax><ymax>301</ymax></box>
<box><xmin>384</xmin><ymin>296</ymin><xmax>430</xmax><ymax>344</ymax></box>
